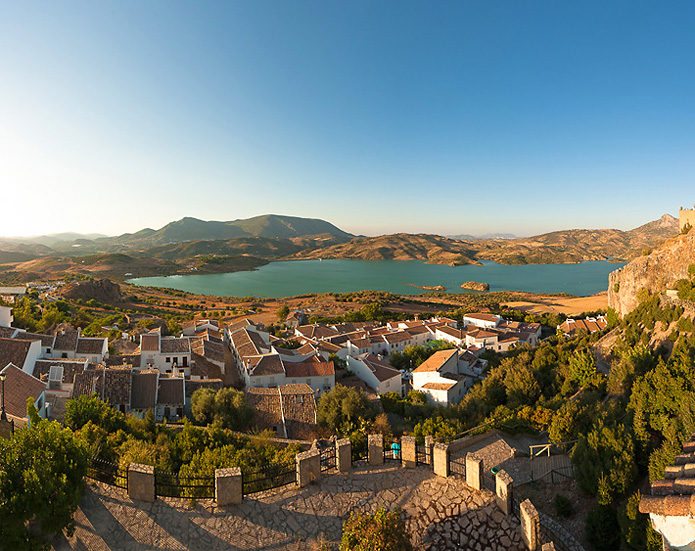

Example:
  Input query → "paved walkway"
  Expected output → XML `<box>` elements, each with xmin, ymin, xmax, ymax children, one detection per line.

<box><xmin>52</xmin><ymin>464</ymin><xmax>524</xmax><ymax>551</ymax></box>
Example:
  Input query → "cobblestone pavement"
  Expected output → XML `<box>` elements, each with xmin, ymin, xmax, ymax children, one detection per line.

<box><xmin>52</xmin><ymin>464</ymin><xmax>524</xmax><ymax>551</ymax></box>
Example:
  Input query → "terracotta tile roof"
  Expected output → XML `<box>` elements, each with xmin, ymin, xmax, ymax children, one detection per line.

<box><xmin>103</xmin><ymin>367</ymin><xmax>132</xmax><ymax>406</ymax></box>
<box><xmin>76</xmin><ymin>337</ymin><xmax>107</xmax><ymax>355</ymax></box>
<box><xmin>315</xmin><ymin>341</ymin><xmax>343</xmax><ymax>354</ymax></box>
<box><xmin>406</xmin><ymin>325</ymin><xmax>431</xmax><ymax>336</ymax></box>
<box><xmin>140</xmin><ymin>334</ymin><xmax>160</xmax><ymax>352</ymax></box>
<box><xmin>356</xmin><ymin>353</ymin><xmax>402</xmax><ymax>383</ymax></box>
<box><xmin>130</xmin><ymin>370</ymin><xmax>159</xmax><ymax>410</ymax></box>
<box><xmin>226</xmin><ymin>318</ymin><xmax>255</xmax><ymax>335</ymax></box>
<box><xmin>160</xmin><ymin>337</ymin><xmax>190</xmax><ymax>354</ymax></box>
<box><xmin>0</xmin><ymin>363</ymin><xmax>46</xmax><ymax>418</ymax></box>
<box><xmin>382</xmin><ymin>332</ymin><xmax>411</xmax><ymax>344</ymax></box>
<box><xmin>190</xmin><ymin>353</ymin><xmax>223</xmax><ymax>380</ymax></box>
<box><xmin>0</xmin><ymin>327</ymin><xmax>18</xmax><ymax>339</ymax></box>
<box><xmin>296</xmin><ymin>343</ymin><xmax>319</xmax><ymax>356</ymax></box>
<box><xmin>284</xmin><ymin>359</ymin><xmax>335</xmax><ymax>379</ymax></box>
<box><xmin>0</xmin><ymin>338</ymin><xmax>35</xmax><ymax>370</ymax></box>
<box><xmin>436</xmin><ymin>325</ymin><xmax>466</xmax><ymax>339</ymax></box>
<box><xmin>106</xmin><ymin>354</ymin><xmax>141</xmax><ymax>367</ymax></box>
<box><xmin>296</xmin><ymin>324</ymin><xmax>339</xmax><ymax>340</ymax></box>
<box><xmin>72</xmin><ymin>369</ymin><xmax>105</xmax><ymax>399</ymax></box>
<box><xmin>190</xmin><ymin>338</ymin><xmax>224</xmax><ymax>363</ymax></box>
<box><xmin>464</xmin><ymin>313</ymin><xmax>500</xmax><ymax>323</ymax></box>
<box><xmin>349</xmin><ymin>337</ymin><xmax>371</xmax><ymax>349</ymax></box>
<box><xmin>12</xmin><ymin>331</ymin><xmax>55</xmax><ymax>348</ymax></box>
<box><xmin>185</xmin><ymin>378</ymin><xmax>223</xmax><ymax>399</ymax></box>
<box><xmin>279</xmin><ymin>384</ymin><xmax>317</xmax><ymax>440</ymax></box>
<box><xmin>157</xmin><ymin>377</ymin><xmax>184</xmax><ymax>405</ymax></box>
<box><xmin>641</xmin><ymin>436</ymin><xmax>695</xmax><ymax>517</ymax></box>
<box><xmin>54</xmin><ymin>330</ymin><xmax>78</xmax><ymax>351</ymax></box>
<box><xmin>412</xmin><ymin>349</ymin><xmax>458</xmax><ymax>373</ymax></box>
<box><xmin>467</xmin><ymin>329</ymin><xmax>500</xmax><ymax>339</ymax></box>
<box><xmin>558</xmin><ymin>316</ymin><xmax>608</xmax><ymax>335</ymax></box>
<box><xmin>246</xmin><ymin>387</ymin><xmax>284</xmax><ymax>434</ymax></box>
<box><xmin>421</xmin><ymin>381</ymin><xmax>457</xmax><ymax>391</ymax></box>
<box><xmin>33</xmin><ymin>358</ymin><xmax>88</xmax><ymax>384</ymax></box>
<box><xmin>247</xmin><ymin>354</ymin><xmax>285</xmax><ymax>377</ymax></box>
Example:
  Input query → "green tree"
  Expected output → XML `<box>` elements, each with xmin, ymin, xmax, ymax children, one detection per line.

<box><xmin>276</xmin><ymin>305</ymin><xmax>290</xmax><ymax>321</ymax></box>
<box><xmin>317</xmin><ymin>385</ymin><xmax>376</xmax><ymax>436</ymax></box>
<box><xmin>618</xmin><ymin>491</ymin><xmax>662</xmax><ymax>551</ymax></box>
<box><xmin>0</xmin><ymin>420</ymin><xmax>89</xmax><ymax>550</ymax></box>
<box><xmin>191</xmin><ymin>388</ymin><xmax>217</xmax><ymax>425</ymax></box>
<box><xmin>214</xmin><ymin>387</ymin><xmax>254</xmax><ymax>430</ymax></box>
<box><xmin>572</xmin><ymin>421</ymin><xmax>637</xmax><ymax>497</ymax></box>
<box><xmin>64</xmin><ymin>394</ymin><xmax>126</xmax><ymax>433</ymax></box>
<box><xmin>340</xmin><ymin>507</ymin><xmax>413</xmax><ymax>551</ymax></box>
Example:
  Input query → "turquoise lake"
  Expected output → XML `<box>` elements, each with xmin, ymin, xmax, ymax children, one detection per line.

<box><xmin>127</xmin><ymin>259</ymin><xmax>624</xmax><ymax>298</ymax></box>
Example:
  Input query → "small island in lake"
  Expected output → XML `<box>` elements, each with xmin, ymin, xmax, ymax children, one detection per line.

<box><xmin>403</xmin><ymin>282</ymin><xmax>447</xmax><ymax>291</ymax></box>
<box><xmin>461</xmin><ymin>281</ymin><xmax>489</xmax><ymax>292</ymax></box>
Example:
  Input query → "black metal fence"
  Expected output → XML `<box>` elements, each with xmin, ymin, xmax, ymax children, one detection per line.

<box><xmin>242</xmin><ymin>461</ymin><xmax>296</xmax><ymax>496</ymax></box>
<box><xmin>415</xmin><ymin>445</ymin><xmax>431</xmax><ymax>467</ymax></box>
<box><xmin>155</xmin><ymin>471</ymin><xmax>215</xmax><ymax>499</ymax></box>
<box><xmin>449</xmin><ymin>454</ymin><xmax>466</xmax><ymax>477</ymax></box>
<box><xmin>482</xmin><ymin>470</ymin><xmax>496</xmax><ymax>492</ymax></box>
<box><xmin>86</xmin><ymin>458</ymin><xmax>128</xmax><ymax>490</ymax></box>
<box><xmin>320</xmin><ymin>445</ymin><xmax>336</xmax><ymax>472</ymax></box>
<box><xmin>383</xmin><ymin>439</ymin><xmax>401</xmax><ymax>462</ymax></box>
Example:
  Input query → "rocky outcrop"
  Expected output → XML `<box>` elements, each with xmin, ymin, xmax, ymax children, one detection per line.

<box><xmin>608</xmin><ymin>231</ymin><xmax>695</xmax><ymax>316</ymax></box>
<box><xmin>461</xmin><ymin>281</ymin><xmax>490</xmax><ymax>292</ymax></box>
<box><xmin>62</xmin><ymin>278</ymin><xmax>123</xmax><ymax>304</ymax></box>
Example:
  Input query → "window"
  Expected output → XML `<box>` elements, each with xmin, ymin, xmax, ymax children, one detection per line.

<box><xmin>165</xmin><ymin>357</ymin><xmax>171</xmax><ymax>363</ymax></box>
<box><xmin>46</xmin><ymin>348</ymin><xmax>51</xmax><ymax>354</ymax></box>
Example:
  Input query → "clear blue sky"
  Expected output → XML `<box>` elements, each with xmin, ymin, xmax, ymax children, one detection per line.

<box><xmin>1</xmin><ymin>1</ymin><xmax>694</xmax><ymax>238</ymax></box>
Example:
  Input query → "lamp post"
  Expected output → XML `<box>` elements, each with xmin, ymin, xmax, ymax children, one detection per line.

<box><xmin>0</xmin><ymin>370</ymin><xmax>7</xmax><ymax>422</ymax></box>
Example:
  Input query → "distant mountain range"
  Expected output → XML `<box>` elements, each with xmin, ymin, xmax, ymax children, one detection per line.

<box><xmin>0</xmin><ymin>213</ymin><xmax>681</xmax><ymax>283</ymax></box>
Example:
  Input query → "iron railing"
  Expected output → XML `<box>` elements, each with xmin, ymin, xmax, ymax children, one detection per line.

<box><xmin>482</xmin><ymin>470</ymin><xmax>496</xmax><ymax>492</ymax></box>
<box><xmin>86</xmin><ymin>458</ymin><xmax>128</xmax><ymax>490</ymax></box>
<box><xmin>242</xmin><ymin>461</ymin><xmax>296</xmax><ymax>496</ymax></box>
<box><xmin>449</xmin><ymin>455</ymin><xmax>466</xmax><ymax>477</ymax></box>
<box><xmin>320</xmin><ymin>446</ymin><xmax>336</xmax><ymax>472</ymax></box>
<box><xmin>155</xmin><ymin>471</ymin><xmax>215</xmax><ymax>499</ymax></box>
<box><xmin>415</xmin><ymin>445</ymin><xmax>431</xmax><ymax>466</ymax></box>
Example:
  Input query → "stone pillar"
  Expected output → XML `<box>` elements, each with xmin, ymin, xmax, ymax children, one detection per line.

<box><xmin>128</xmin><ymin>463</ymin><xmax>155</xmax><ymax>503</ymax></box>
<box><xmin>401</xmin><ymin>436</ymin><xmax>416</xmax><ymax>469</ymax></box>
<box><xmin>541</xmin><ymin>544</ymin><xmax>556</xmax><ymax>551</ymax></box>
<box><xmin>368</xmin><ymin>434</ymin><xmax>384</xmax><ymax>466</ymax></box>
<box><xmin>466</xmin><ymin>453</ymin><xmax>484</xmax><ymax>492</ymax></box>
<box><xmin>215</xmin><ymin>467</ymin><xmax>242</xmax><ymax>506</ymax></box>
<box><xmin>296</xmin><ymin>449</ymin><xmax>321</xmax><ymax>488</ymax></box>
<box><xmin>425</xmin><ymin>435</ymin><xmax>434</xmax><ymax>465</ymax></box>
<box><xmin>495</xmin><ymin>469</ymin><xmax>513</xmax><ymax>515</ymax></box>
<box><xmin>520</xmin><ymin>499</ymin><xmax>540</xmax><ymax>551</ymax></box>
<box><xmin>336</xmin><ymin>438</ymin><xmax>352</xmax><ymax>473</ymax></box>
<box><xmin>433</xmin><ymin>443</ymin><xmax>449</xmax><ymax>478</ymax></box>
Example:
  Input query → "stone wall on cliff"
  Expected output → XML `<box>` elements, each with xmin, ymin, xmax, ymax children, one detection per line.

<box><xmin>608</xmin><ymin>231</ymin><xmax>695</xmax><ymax>316</ymax></box>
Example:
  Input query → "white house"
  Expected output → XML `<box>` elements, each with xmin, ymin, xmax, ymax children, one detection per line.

<box><xmin>463</xmin><ymin>313</ymin><xmax>502</xmax><ymax>330</ymax></box>
<box><xmin>411</xmin><ymin>348</ymin><xmax>472</xmax><ymax>406</ymax></box>
<box><xmin>347</xmin><ymin>353</ymin><xmax>403</xmax><ymax>397</ymax></box>
<box><xmin>1</xmin><ymin>363</ymin><xmax>47</xmax><ymax>420</ymax></box>
<box><xmin>0</xmin><ymin>337</ymin><xmax>42</xmax><ymax>375</ymax></box>
<box><xmin>139</xmin><ymin>331</ymin><xmax>191</xmax><ymax>375</ymax></box>
<box><xmin>0</xmin><ymin>305</ymin><xmax>12</xmax><ymax>328</ymax></box>
<box><xmin>434</xmin><ymin>325</ymin><xmax>467</xmax><ymax>347</ymax></box>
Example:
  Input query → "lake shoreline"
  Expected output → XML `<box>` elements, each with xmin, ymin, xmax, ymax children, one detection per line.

<box><xmin>127</xmin><ymin>258</ymin><xmax>624</xmax><ymax>299</ymax></box>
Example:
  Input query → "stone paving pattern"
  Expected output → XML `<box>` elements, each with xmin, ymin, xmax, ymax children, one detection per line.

<box><xmin>52</xmin><ymin>464</ymin><xmax>524</xmax><ymax>551</ymax></box>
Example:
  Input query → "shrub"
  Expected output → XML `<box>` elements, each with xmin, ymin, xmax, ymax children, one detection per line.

<box><xmin>340</xmin><ymin>507</ymin><xmax>413</xmax><ymax>551</ymax></box>
<box><xmin>586</xmin><ymin>504</ymin><xmax>620</xmax><ymax>551</ymax></box>
<box><xmin>554</xmin><ymin>494</ymin><xmax>574</xmax><ymax>518</ymax></box>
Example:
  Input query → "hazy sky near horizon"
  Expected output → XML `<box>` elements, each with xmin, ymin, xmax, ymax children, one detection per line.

<box><xmin>1</xmin><ymin>1</ymin><xmax>694</xmax><ymax>238</ymax></box>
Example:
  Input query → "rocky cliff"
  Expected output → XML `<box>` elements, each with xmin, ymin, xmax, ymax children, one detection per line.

<box><xmin>608</xmin><ymin>230</ymin><xmax>695</xmax><ymax>316</ymax></box>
